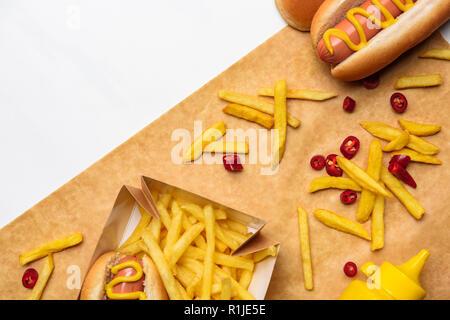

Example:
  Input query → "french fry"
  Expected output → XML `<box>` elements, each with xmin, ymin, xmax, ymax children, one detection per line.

<box><xmin>201</xmin><ymin>205</ymin><xmax>216</xmax><ymax>300</ymax></box>
<box><xmin>218</xmin><ymin>90</ymin><xmax>301</xmax><ymax>128</ymax></box>
<box><xmin>27</xmin><ymin>254</ymin><xmax>54</xmax><ymax>300</ymax></box>
<box><xmin>180</xmin><ymin>203</ymin><xmax>204</xmax><ymax>221</ymax></box>
<box><xmin>394</xmin><ymin>74</ymin><xmax>442</xmax><ymax>89</ymax></box>
<box><xmin>214</xmin><ymin>209</ymin><xmax>227</xmax><ymax>220</ymax></box>
<box><xmin>221</xmin><ymin>227</ymin><xmax>250</xmax><ymax>245</ymax></box>
<box><xmin>183</xmin><ymin>121</ymin><xmax>227</xmax><ymax>162</ymax></box>
<box><xmin>19</xmin><ymin>233</ymin><xmax>83</xmax><ymax>265</ymax></box>
<box><xmin>238</xmin><ymin>269</ymin><xmax>253</xmax><ymax>290</ymax></box>
<box><xmin>398</xmin><ymin>119</ymin><xmax>441</xmax><ymax>136</ymax></box>
<box><xmin>371</xmin><ymin>188</ymin><xmax>385</xmax><ymax>251</ymax></box>
<box><xmin>140</xmin><ymin>231</ymin><xmax>183</xmax><ymax>300</ymax></box>
<box><xmin>357</xmin><ymin>139</ymin><xmax>382</xmax><ymax>222</ymax></box>
<box><xmin>222</xmin><ymin>103</ymin><xmax>274</xmax><ymax>129</ymax></box>
<box><xmin>213</xmin><ymin>265</ymin><xmax>255</xmax><ymax>300</ymax></box>
<box><xmin>203</xmin><ymin>140</ymin><xmax>249</xmax><ymax>154</ymax></box>
<box><xmin>182</xmin><ymin>245</ymin><xmax>255</xmax><ymax>270</ymax></box>
<box><xmin>175</xmin><ymin>279</ymin><xmax>189</xmax><ymax>300</ymax></box>
<box><xmin>117</xmin><ymin>239</ymin><xmax>145</xmax><ymax>255</ymax></box>
<box><xmin>147</xmin><ymin>216</ymin><xmax>162</xmax><ymax>243</ymax></box>
<box><xmin>156</xmin><ymin>201</ymin><xmax>172</xmax><ymax>230</ymax></box>
<box><xmin>257</xmin><ymin>87</ymin><xmax>337</xmax><ymax>101</ymax></box>
<box><xmin>309</xmin><ymin>177</ymin><xmax>362</xmax><ymax>193</ymax></box>
<box><xmin>214</xmin><ymin>222</ymin><xmax>240</xmax><ymax>250</ymax></box>
<box><xmin>119</xmin><ymin>205</ymin><xmax>152</xmax><ymax>249</ymax></box>
<box><xmin>271</xmin><ymin>79</ymin><xmax>288</xmax><ymax>169</ymax></box>
<box><xmin>221</xmin><ymin>278</ymin><xmax>232</xmax><ymax>300</ymax></box>
<box><xmin>253</xmin><ymin>246</ymin><xmax>277</xmax><ymax>263</ymax></box>
<box><xmin>224</xmin><ymin>219</ymin><xmax>248</xmax><ymax>235</ymax></box>
<box><xmin>297</xmin><ymin>206</ymin><xmax>313</xmax><ymax>290</ymax></box>
<box><xmin>160</xmin><ymin>193</ymin><xmax>172</xmax><ymax>209</ymax></box>
<box><xmin>382</xmin><ymin>130</ymin><xmax>410</xmax><ymax>152</ymax></box>
<box><xmin>336</xmin><ymin>156</ymin><xmax>391</xmax><ymax>198</ymax></box>
<box><xmin>360</xmin><ymin>121</ymin><xmax>440</xmax><ymax>155</ymax></box>
<box><xmin>419</xmin><ymin>49</ymin><xmax>450</xmax><ymax>61</ymax></box>
<box><xmin>163</xmin><ymin>201</ymin><xmax>183</xmax><ymax>258</ymax></box>
<box><xmin>313</xmin><ymin>209</ymin><xmax>371</xmax><ymax>241</ymax></box>
<box><xmin>174</xmin><ymin>264</ymin><xmax>198</xmax><ymax>288</ymax></box>
<box><xmin>169</xmin><ymin>223</ymin><xmax>205</xmax><ymax>267</ymax></box>
<box><xmin>215</xmin><ymin>239</ymin><xmax>228</xmax><ymax>253</ymax></box>
<box><xmin>392</xmin><ymin>148</ymin><xmax>442</xmax><ymax>165</ymax></box>
<box><xmin>380</xmin><ymin>166</ymin><xmax>425</xmax><ymax>219</ymax></box>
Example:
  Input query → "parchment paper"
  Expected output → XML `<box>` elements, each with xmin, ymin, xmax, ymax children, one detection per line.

<box><xmin>0</xmin><ymin>26</ymin><xmax>449</xmax><ymax>299</ymax></box>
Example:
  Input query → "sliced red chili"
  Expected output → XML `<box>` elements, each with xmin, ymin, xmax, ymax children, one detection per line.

<box><xmin>340</xmin><ymin>136</ymin><xmax>360</xmax><ymax>159</ymax></box>
<box><xmin>390</xmin><ymin>92</ymin><xmax>408</xmax><ymax>113</ymax></box>
<box><xmin>223</xmin><ymin>154</ymin><xmax>243</xmax><ymax>172</ymax></box>
<box><xmin>325</xmin><ymin>154</ymin><xmax>343</xmax><ymax>177</ymax></box>
<box><xmin>340</xmin><ymin>190</ymin><xmax>357</xmax><ymax>205</ymax></box>
<box><xmin>343</xmin><ymin>96</ymin><xmax>356</xmax><ymax>113</ymax></box>
<box><xmin>362</xmin><ymin>73</ymin><xmax>380</xmax><ymax>89</ymax></box>
<box><xmin>389</xmin><ymin>154</ymin><xmax>411</xmax><ymax>169</ymax></box>
<box><xmin>310</xmin><ymin>155</ymin><xmax>325</xmax><ymax>170</ymax></box>
<box><xmin>388</xmin><ymin>161</ymin><xmax>416</xmax><ymax>188</ymax></box>
<box><xmin>343</xmin><ymin>261</ymin><xmax>358</xmax><ymax>277</ymax></box>
<box><xmin>22</xmin><ymin>268</ymin><xmax>39</xmax><ymax>289</ymax></box>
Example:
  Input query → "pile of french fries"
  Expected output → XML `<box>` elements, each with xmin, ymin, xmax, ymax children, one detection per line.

<box><xmin>218</xmin><ymin>83</ymin><xmax>337</xmax><ymax>168</ymax></box>
<box><xmin>19</xmin><ymin>233</ymin><xmax>83</xmax><ymax>299</ymax></box>
<box><xmin>117</xmin><ymin>192</ymin><xmax>277</xmax><ymax>300</ymax></box>
<box><xmin>298</xmin><ymin>118</ymin><xmax>442</xmax><ymax>290</ymax></box>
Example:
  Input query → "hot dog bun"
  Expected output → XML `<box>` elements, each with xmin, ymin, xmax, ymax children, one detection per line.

<box><xmin>80</xmin><ymin>251</ymin><xmax>168</xmax><ymax>300</ymax></box>
<box><xmin>275</xmin><ymin>0</ymin><xmax>326</xmax><ymax>31</ymax></box>
<box><xmin>311</xmin><ymin>0</ymin><xmax>450</xmax><ymax>81</ymax></box>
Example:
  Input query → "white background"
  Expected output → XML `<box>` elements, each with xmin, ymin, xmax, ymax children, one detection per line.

<box><xmin>0</xmin><ymin>1</ymin><xmax>448</xmax><ymax>228</ymax></box>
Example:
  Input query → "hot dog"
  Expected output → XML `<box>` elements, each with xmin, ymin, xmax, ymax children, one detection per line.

<box><xmin>80</xmin><ymin>251</ymin><xmax>168</xmax><ymax>300</ymax></box>
<box><xmin>311</xmin><ymin>0</ymin><xmax>450</xmax><ymax>81</ymax></box>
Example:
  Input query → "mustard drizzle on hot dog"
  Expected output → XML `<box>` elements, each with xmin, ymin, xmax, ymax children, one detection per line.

<box><xmin>323</xmin><ymin>0</ymin><xmax>415</xmax><ymax>55</ymax></box>
<box><xmin>105</xmin><ymin>260</ymin><xmax>147</xmax><ymax>300</ymax></box>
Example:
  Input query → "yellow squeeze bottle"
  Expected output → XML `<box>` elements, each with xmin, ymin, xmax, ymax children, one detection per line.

<box><xmin>339</xmin><ymin>249</ymin><xmax>430</xmax><ymax>300</ymax></box>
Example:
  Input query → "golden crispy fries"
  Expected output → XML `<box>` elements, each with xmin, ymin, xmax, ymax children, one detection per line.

<box><xmin>382</xmin><ymin>130</ymin><xmax>410</xmax><ymax>152</ymax></box>
<box><xmin>398</xmin><ymin>119</ymin><xmax>441</xmax><ymax>136</ymax></box>
<box><xmin>297</xmin><ymin>207</ymin><xmax>313</xmax><ymax>290</ymax></box>
<box><xmin>27</xmin><ymin>254</ymin><xmax>54</xmax><ymax>300</ymax></box>
<box><xmin>371</xmin><ymin>189</ymin><xmax>385</xmax><ymax>251</ymax></box>
<box><xmin>392</xmin><ymin>148</ymin><xmax>442</xmax><ymax>165</ymax></box>
<box><xmin>419</xmin><ymin>49</ymin><xmax>450</xmax><ymax>61</ymax></box>
<box><xmin>160</xmin><ymin>193</ymin><xmax>172</xmax><ymax>209</ymax></box>
<box><xmin>218</xmin><ymin>90</ymin><xmax>301</xmax><ymax>128</ymax></box>
<box><xmin>238</xmin><ymin>269</ymin><xmax>253</xmax><ymax>290</ymax></box>
<box><xmin>214</xmin><ymin>265</ymin><xmax>255</xmax><ymax>300</ymax></box>
<box><xmin>169</xmin><ymin>223</ymin><xmax>205</xmax><ymax>267</ymax></box>
<box><xmin>271</xmin><ymin>79</ymin><xmax>287</xmax><ymax>169</ymax></box>
<box><xmin>380</xmin><ymin>166</ymin><xmax>425</xmax><ymax>220</ymax></box>
<box><xmin>253</xmin><ymin>246</ymin><xmax>277</xmax><ymax>263</ymax></box>
<box><xmin>163</xmin><ymin>201</ymin><xmax>183</xmax><ymax>258</ymax></box>
<box><xmin>221</xmin><ymin>278</ymin><xmax>232</xmax><ymax>300</ymax></box>
<box><xmin>156</xmin><ymin>201</ymin><xmax>172</xmax><ymax>230</ymax></box>
<box><xmin>183</xmin><ymin>246</ymin><xmax>254</xmax><ymax>270</ymax></box>
<box><xmin>257</xmin><ymin>87</ymin><xmax>337</xmax><ymax>101</ymax></box>
<box><xmin>221</xmin><ymin>227</ymin><xmax>250</xmax><ymax>245</ymax></box>
<box><xmin>309</xmin><ymin>177</ymin><xmax>362</xmax><ymax>193</ymax></box>
<box><xmin>313</xmin><ymin>209</ymin><xmax>371</xmax><ymax>241</ymax></box>
<box><xmin>203</xmin><ymin>140</ymin><xmax>249</xmax><ymax>154</ymax></box>
<box><xmin>215</xmin><ymin>239</ymin><xmax>228</xmax><ymax>253</ymax></box>
<box><xmin>357</xmin><ymin>139</ymin><xmax>382</xmax><ymax>222</ymax></box>
<box><xmin>119</xmin><ymin>205</ymin><xmax>152</xmax><ymax>249</ymax></box>
<box><xmin>360</xmin><ymin>121</ymin><xmax>440</xmax><ymax>155</ymax></box>
<box><xmin>117</xmin><ymin>239</ymin><xmax>145</xmax><ymax>255</ymax></box>
<box><xmin>336</xmin><ymin>156</ymin><xmax>391</xmax><ymax>198</ymax></box>
<box><xmin>175</xmin><ymin>279</ymin><xmax>189</xmax><ymax>300</ymax></box>
<box><xmin>141</xmin><ymin>231</ymin><xmax>183</xmax><ymax>300</ymax></box>
<box><xmin>214</xmin><ymin>222</ymin><xmax>240</xmax><ymax>250</ymax></box>
<box><xmin>180</xmin><ymin>203</ymin><xmax>204</xmax><ymax>221</ymax></box>
<box><xmin>214</xmin><ymin>209</ymin><xmax>227</xmax><ymax>220</ymax></box>
<box><xmin>147</xmin><ymin>216</ymin><xmax>162</xmax><ymax>243</ymax></box>
<box><xmin>19</xmin><ymin>233</ymin><xmax>83</xmax><ymax>265</ymax></box>
<box><xmin>183</xmin><ymin>121</ymin><xmax>226</xmax><ymax>162</ymax></box>
<box><xmin>394</xmin><ymin>74</ymin><xmax>442</xmax><ymax>89</ymax></box>
<box><xmin>222</xmin><ymin>103</ymin><xmax>274</xmax><ymax>129</ymax></box>
<box><xmin>225</xmin><ymin>220</ymin><xmax>248</xmax><ymax>235</ymax></box>
<box><xmin>201</xmin><ymin>205</ymin><xmax>216</xmax><ymax>300</ymax></box>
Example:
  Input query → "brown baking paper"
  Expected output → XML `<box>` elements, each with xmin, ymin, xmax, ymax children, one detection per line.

<box><xmin>0</xmin><ymin>26</ymin><xmax>449</xmax><ymax>299</ymax></box>
<box><xmin>87</xmin><ymin>176</ymin><xmax>279</xmax><ymax>300</ymax></box>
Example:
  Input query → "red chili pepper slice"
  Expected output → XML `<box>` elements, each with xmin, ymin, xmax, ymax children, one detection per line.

<box><xmin>22</xmin><ymin>268</ymin><xmax>39</xmax><ymax>289</ymax></box>
<box><xmin>325</xmin><ymin>154</ymin><xmax>343</xmax><ymax>177</ymax></box>
<box><xmin>389</xmin><ymin>154</ymin><xmax>411</xmax><ymax>169</ymax></box>
<box><xmin>343</xmin><ymin>96</ymin><xmax>356</xmax><ymax>113</ymax></box>
<box><xmin>340</xmin><ymin>190</ymin><xmax>357</xmax><ymax>205</ymax></box>
<box><xmin>340</xmin><ymin>136</ymin><xmax>360</xmax><ymax>159</ymax></box>
<box><xmin>223</xmin><ymin>154</ymin><xmax>243</xmax><ymax>172</ymax></box>
<box><xmin>388</xmin><ymin>161</ymin><xmax>416</xmax><ymax>188</ymax></box>
<box><xmin>310</xmin><ymin>155</ymin><xmax>325</xmax><ymax>170</ymax></box>
<box><xmin>390</xmin><ymin>92</ymin><xmax>408</xmax><ymax>113</ymax></box>
<box><xmin>362</xmin><ymin>73</ymin><xmax>380</xmax><ymax>89</ymax></box>
<box><xmin>343</xmin><ymin>261</ymin><xmax>358</xmax><ymax>277</ymax></box>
